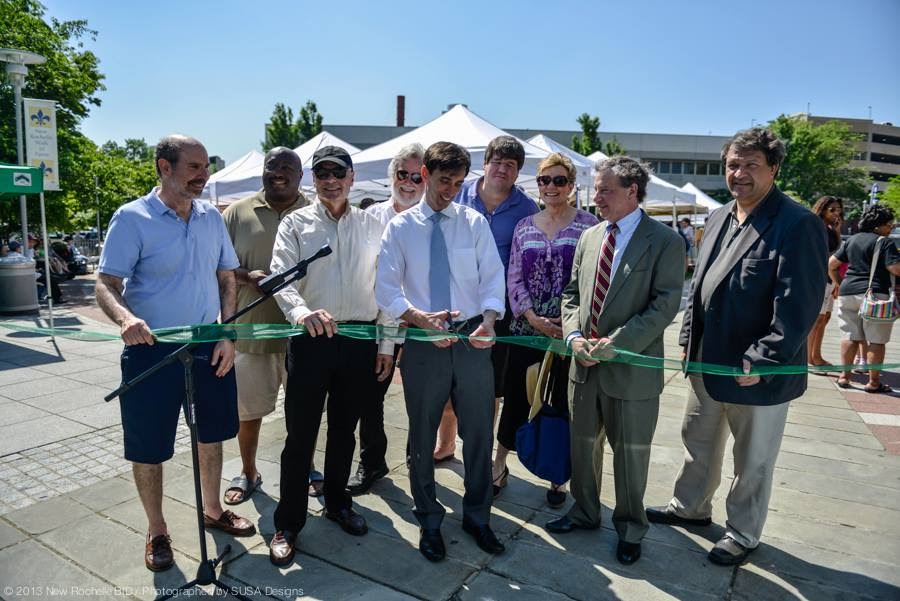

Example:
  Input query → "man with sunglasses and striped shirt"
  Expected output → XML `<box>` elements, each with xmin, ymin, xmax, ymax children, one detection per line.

<box><xmin>268</xmin><ymin>146</ymin><xmax>396</xmax><ymax>566</ymax></box>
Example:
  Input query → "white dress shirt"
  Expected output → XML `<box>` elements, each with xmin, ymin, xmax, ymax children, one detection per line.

<box><xmin>376</xmin><ymin>200</ymin><xmax>505</xmax><ymax>322</ymax></box>
<box><xmin>366</xmin><ymin>199</ymin><xmax>402</xmax><ymax>226</ymax></box>
<box><xmin>607</xmin><ymin>206</ymin><xmax>643</xmax><ymax>289</ymax></box>
<box><xmin>271</xmin><ymin>199</ymin><xmax>394</xmax><ymax>354</ymax></box>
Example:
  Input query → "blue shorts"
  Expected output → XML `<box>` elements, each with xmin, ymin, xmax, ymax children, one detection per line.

<box><xmin>119</xmin><ymin>342</ymin><xmax>239</xmax><ymax>464</ymax></box>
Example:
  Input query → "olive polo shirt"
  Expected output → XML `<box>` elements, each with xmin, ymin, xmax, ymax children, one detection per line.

<box><xmin>222</xmin><ymin>190</ymin><xmax>309</xmax><ymax>353</ymax></box>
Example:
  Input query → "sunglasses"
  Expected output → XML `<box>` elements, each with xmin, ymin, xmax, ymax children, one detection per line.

<box><xmin>396</xmin><ymin>170</ymin><xmax>423</xmax><ymax>184</ymax></box>
<box><xmin>536</xmin><ymin>175</ymin><xmax>570</xmax><ymax>187</ymax></box>
<box><xmin>313</xmin><ymin>167</ymin><xmax>348</xmax><ymax>180</ymax></box>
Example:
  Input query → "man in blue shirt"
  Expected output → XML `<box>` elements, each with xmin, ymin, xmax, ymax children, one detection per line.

<box><xmin>96</xmin><ymin>135</ymin><xmax>255</xmax><ymax>573</ymax></box>
<box><xmin>443</xmin><ymin>136</ymin><xmax>538</xmax><ymax>483</ymax></box>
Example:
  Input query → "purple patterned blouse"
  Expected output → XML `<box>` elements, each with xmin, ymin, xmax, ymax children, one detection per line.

<box><xmin>507</xmin><ymin>209</ymin><xmax>599</xmax><ymax>336</ymax></box>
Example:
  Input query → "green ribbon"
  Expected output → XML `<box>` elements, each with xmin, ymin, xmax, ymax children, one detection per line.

<box><xmin>2</xmin><ymin>322</ymin><xmax>896</xmax><ymax>376</ymax></box>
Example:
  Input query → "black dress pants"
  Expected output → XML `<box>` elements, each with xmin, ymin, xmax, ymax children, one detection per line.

<box><xmin>273</xmin><ymin>333</ymin><xmax>377</xmax><ymax>533</ymax></box>
<box><xmin>357</xmin><ymin>344</ymin><xmax>401</xmax><ymax>470</ymax></box>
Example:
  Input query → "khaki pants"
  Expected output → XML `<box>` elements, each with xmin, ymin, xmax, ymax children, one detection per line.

<box><xmin>567</xmin><ymin>368</ymin><xmax>660</xmax><ymax>543</ymax></box>
<box><xmin>668</xmin><ymin>375</ymin><xmax>789</xmax><ymax>548</ymax></box>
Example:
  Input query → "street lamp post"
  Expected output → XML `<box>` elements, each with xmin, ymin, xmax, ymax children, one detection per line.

<box><xmin>1</xmin><ymin>48</ymin><xmax>46</xmax><ymax>244</ymax></box>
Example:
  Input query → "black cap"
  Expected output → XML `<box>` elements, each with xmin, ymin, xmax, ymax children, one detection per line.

<box><xmin>312</xmin><ymin>146</ymin><xmax>353</xmax><ymax>170</ymax></box>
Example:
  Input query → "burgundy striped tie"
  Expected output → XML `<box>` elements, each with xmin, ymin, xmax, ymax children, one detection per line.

<box><xmin>590</xmin><ymin>223</ymin><xmax>618</xmax><ymax>338</ymax></box>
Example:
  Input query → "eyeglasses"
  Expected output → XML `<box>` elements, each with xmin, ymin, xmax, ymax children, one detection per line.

<box><xmin>396</xmin><ymin>170</ymin><xmax>423</xmax><ymax>184</ymax></box>
<box><xmin>313</xmin><ymin>167</ymin><xmax>348</xmax><ymax>180</ymax></box>
<box><xmin>536</xmin><ymin>175</ymin><xmax>570</xmax><ymax>187</ymax></box>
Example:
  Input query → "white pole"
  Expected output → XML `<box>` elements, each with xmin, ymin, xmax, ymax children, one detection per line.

<box><xmin>39</xmin><ymin>192</ymin><xmax>54</xmax><ymax>339</ymax></box>
<box><xmin>12</xmin><ymin>70</ymin><xmax>28</xmax><ymax>246</ymax></box>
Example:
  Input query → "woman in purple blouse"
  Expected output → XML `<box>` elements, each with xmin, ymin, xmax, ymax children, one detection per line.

<box><xmin>492</xmin><ymin>153</ymin><xmax>599</xmax><ymax>506</ymax></box>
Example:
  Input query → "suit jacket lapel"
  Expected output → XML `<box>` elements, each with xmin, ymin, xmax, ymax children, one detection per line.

<box><xmin>602</xmin><ymin>213</ymin><xmax>651</xmax><ymax>311</ymax></box>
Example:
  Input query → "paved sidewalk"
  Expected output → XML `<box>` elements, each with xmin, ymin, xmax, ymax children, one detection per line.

<box><xmin>0</xmin><ymin>285</ymin><xmax>899</xmax><ymax>600</ymax></box>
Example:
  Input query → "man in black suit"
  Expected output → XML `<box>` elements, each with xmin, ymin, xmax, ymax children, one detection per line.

<box><xmin>646</xmin><ymin>128</ymin><xmax>827</xmax><ymax>565</ymax></box>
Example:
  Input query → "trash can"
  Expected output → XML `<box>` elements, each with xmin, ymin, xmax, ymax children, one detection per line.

<box><xmin>0</xmin><ymin>256</ymin><xmax>39</xmax><ymax>313</ymax></box>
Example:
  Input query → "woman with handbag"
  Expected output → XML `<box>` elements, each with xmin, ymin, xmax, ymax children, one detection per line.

<box><xmin>807</xmin><ymin>196</ymin><xmax>843</xmax><ymax>371</ymax></box>
<box><xmin>829</xmin><ymin>203</ymin><xmax>900</xmax><ymax>392</ymax></box>
<box><xmin>492</xmin><ymin>153</ymin><xmax>598</xmax><ymax>506</ymax></box>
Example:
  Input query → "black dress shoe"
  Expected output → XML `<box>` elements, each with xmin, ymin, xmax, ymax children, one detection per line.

<box><xmin>419</xmin><ymin>528</ymin><xmax>446</xmax><ymax>562</ymax></box>
<box><xmin>708</xmin><ymin>536</ymin><xmax>754</xmax><ymax>565</ymax></box>
<box><xmin>325</xmin><ymin>507</ymin><xmax>368</xmax><ymax>536</ymax></box>
<box><xmin>462</xmin><ymin>520</ymin><xmax>505</xmax><ymax>554</ymax></box>
<box><xmin>269</xmin><ymin>530</ymin><xmax>297</xmax><ymax>566</ymax></box>
<box><xmin>346</xmin><ymin>463</ymin><xmax>389</xmax><ymax>496</ymax></box>
<box><xmin>616</xmin><ymin>540</ymin><xmax>642</xmax><ymax>565</ymax></box>
<box><xmin>645</xmin><ymin>506</ymin><xmax>711</xmax><ymax>527</ymax></box>
<box><xmin>544</xmin><ymin>515</ymin><xmax>600</xmax><ymax>534</ymax></box>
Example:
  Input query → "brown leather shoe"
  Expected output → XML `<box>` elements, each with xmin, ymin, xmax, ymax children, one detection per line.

<box><xmin>145</xmin><ymin>534</ymin><xmax>174</xmax><ymax>572</ymax></box>
<box><xmin>204</xmin><ymin>510</ymin><xmax>256</xmax><ymax>537</ymax></box>
<box><xmin>269</xmin><ymin>530</ymin><xmax>297</xmax><ymax>566</ymax></box>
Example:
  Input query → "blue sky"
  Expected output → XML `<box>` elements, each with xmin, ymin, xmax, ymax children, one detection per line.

<box><xmin>40</xmin><ymin>0</ymin><xmax>900</xmax><ymax>164</ymax></box>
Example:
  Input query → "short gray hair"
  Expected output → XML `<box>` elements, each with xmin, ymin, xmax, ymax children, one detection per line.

<box><xmin>594</xmin><ymin>156</ymin><xmax>650</xmax><ymax>202</ymax></box>
<box><xmin>388</xmin><ymin>143</ymin><xmax>425</xmax><ymax>179</ymax></box>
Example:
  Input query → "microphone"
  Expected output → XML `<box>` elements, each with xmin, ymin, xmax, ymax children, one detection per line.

<box><xmin>258</xmin><ymin>244</ymin><xmax>332</xmax><ymax>294</ymax></box>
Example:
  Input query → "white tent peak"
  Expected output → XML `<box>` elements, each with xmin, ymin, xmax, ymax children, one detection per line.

<box><xmin>350</xmin><ymin>104</ymin><xmax>549</xmax><ymax>183</ymax></box>
<box><xmin>681</xmin><ymin>182</ymin><xmax>724</xmax><ymax>210</ymax></box>
<box><xmin>294</xmin><ymin>131</ymin><xmax>360</xmax><ymax>166</ymax></box>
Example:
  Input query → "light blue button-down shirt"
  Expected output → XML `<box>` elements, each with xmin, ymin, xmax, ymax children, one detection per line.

<box><xmin>99</xmin><ymin>188</ymin><xmax>239</xmax><ymax>330</ymax></box>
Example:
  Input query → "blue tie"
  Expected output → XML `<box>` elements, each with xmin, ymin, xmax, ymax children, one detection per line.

<box><xmin>429</xmin><ymin>212</ymin><xmax>451</xmax><ymax>313</ymax></box>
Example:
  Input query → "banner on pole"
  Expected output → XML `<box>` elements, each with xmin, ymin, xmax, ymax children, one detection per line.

<box><xmin>23</xmin><ymin>98</ymin><xmax>60</xmax><ymax>191</ymax></box>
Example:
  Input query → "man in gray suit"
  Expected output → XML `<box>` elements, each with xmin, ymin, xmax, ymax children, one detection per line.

<box><xmin>547</xmin><ymin>156</ymin><xmax>684</xmax><ymax>565</ymax></box>
<box><xmin>646</xmin><ymin>128</ymin><xmax>827</xmax><ymax>565</ymax></box>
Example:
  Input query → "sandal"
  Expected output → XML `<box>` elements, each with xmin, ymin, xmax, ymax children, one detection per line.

<box><xmin>492</xmin><ymin>466</ymin><xmax>509</xmax><ymax>498</ymax></box>
<box><xmin>224</xmin><ymin>473</ymin><xmax>262</xmax><ymax>505</ymax></box>
<box><xmin>836</xmin><ymin>377</ymin><xmax>851</xmax><ymax>389</ymax></box>
<box><xmin>308</xmin><ymin>470</ymin><xmax>325</xmax><ymax>497</ymax></box>
<box><xmin>864</xmin><ymin>383</ymin><xmax>893</xmax><ymax>394</ymax></box>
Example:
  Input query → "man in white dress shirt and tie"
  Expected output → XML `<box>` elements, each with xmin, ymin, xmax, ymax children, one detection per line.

<box><xmin>376</xmin><ymin>141</ymin><xmax>506</xmax><ymax>562</ymax></box>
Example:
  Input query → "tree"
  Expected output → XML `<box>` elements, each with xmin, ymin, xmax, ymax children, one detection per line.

<box><xmin>0</xmin><ymin>0</ymin><xmax>106</xmax><ymax>232</ymax></box>
<box><xmin>572</xmin><ymin>113</ymin><xmax>627</xmax><ymax>157</ymax></box>
<box><xmin>262</xmin><ymin>102</ymin><xmax>300</xmax><ymax>151</ymax></box>
<box><xmin>572</xmin><ymin>113</ymin><xmax>601</xmax><ymax>156</ymax></box>
<box><xmin>880</xmin><ymin>175</ymin><xmax>900</xmax><ymax>215</ymax></box>
<box><xmin>297</xmin><ymin>100</ymin><xmax>323</xmax><ymax>143</ymax></box>
<box><xmin>262</xmin><ymin>100</ymin><xmax>324</xmax><ymax>151</ymax></box>
<box><xmin>767</xmin><ymin>114</ymin><xmax>868</xmax><ymax>207</ymax></box>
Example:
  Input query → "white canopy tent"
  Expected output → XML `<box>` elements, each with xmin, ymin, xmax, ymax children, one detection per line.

<box><xmin>585</xmin><ymin>150</ymin><xmax>701</xmax><ymax>219</ymax></box>
<box><xmin>201</xmin><ymin>131</ymin><xmax>361</xmax><ymax>207</ymax></box>
<box><xmin>522</xmin><ymin>135</ymin><xmax>594</xmax><ymax>207</ymax></box>
<box><xmin>680</xmin><ymin>182</ymin><xmax>724</xmax><ymax>212</ymax></box>
<box><xmin>201</xmin><ymin>150</ymin><xmax>264</xmax><ymax>206</ymax></box>
<box><xmin>349</xmin><ymin>104</ymin><xmax>550</xmax><ymax>192</ymax></box>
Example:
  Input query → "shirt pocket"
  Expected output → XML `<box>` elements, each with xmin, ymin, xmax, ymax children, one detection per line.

<box><xmin>451</xmin><ymin>248</ymin><xmax>478</xmax><ymax>283</ymax></box>
<box><xmin>738</xmin><ymin>257</ymin><xmax>775</xmax><ymax>291</ymax></box>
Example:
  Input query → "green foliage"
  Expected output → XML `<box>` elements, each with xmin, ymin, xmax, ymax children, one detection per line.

<box><xmin>262</xmin><ymin>100</ymin><xmax>324</xmax><ymax>151</ymax></box>
<box><xmin>572</xmin><ymin>113</ymin><xmax>601</xmax><ymax>155</ymax></box>
<box><xmin>572</xmin><ymin>113</ymin><xmax>627</xmax><ymax>157</ymax></box>
<box><xmin>603</xmin><ymin>136</ymin><xmax>626</xmax><ymax>156</ymax></box>
<box><xmin>262</xmin><ymin>103</ymin><xmax>300</xmax><ymax>151</ymax></box>
<box><xmin>707</xmin><ymin>188</ymin><xmax>733</xmax><ymax>204</ymax></box>
<box><xmin>879</xmin><ymin>175</ymin><xmax>900</xmax><ymax>215</ymax></box>
<box><xmin>297</xmin><ymin>100</ymin><xmax>323</xmax><ymax>142</ymax></box>
<box><xmin>0</xmin><ymin>0</ymin><xmax>106</xmax><ymax>233</ymax></box>
<box><xmin>767</xmin><ymin>114</ymin><xmax>868</xmax><ymax>207</ymax></box>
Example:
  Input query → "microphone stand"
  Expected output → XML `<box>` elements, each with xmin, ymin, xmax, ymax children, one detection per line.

<box><xmin>104</xmin><ymin>244</ymin><xmax>332</xmax><ymax>601</ymax></box>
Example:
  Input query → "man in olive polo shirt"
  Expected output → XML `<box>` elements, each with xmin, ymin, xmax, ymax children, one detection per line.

<box><xmin>221</xmin><ymin>146</ymin><xmax>309</xmax><ymax>504</ymax></box>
